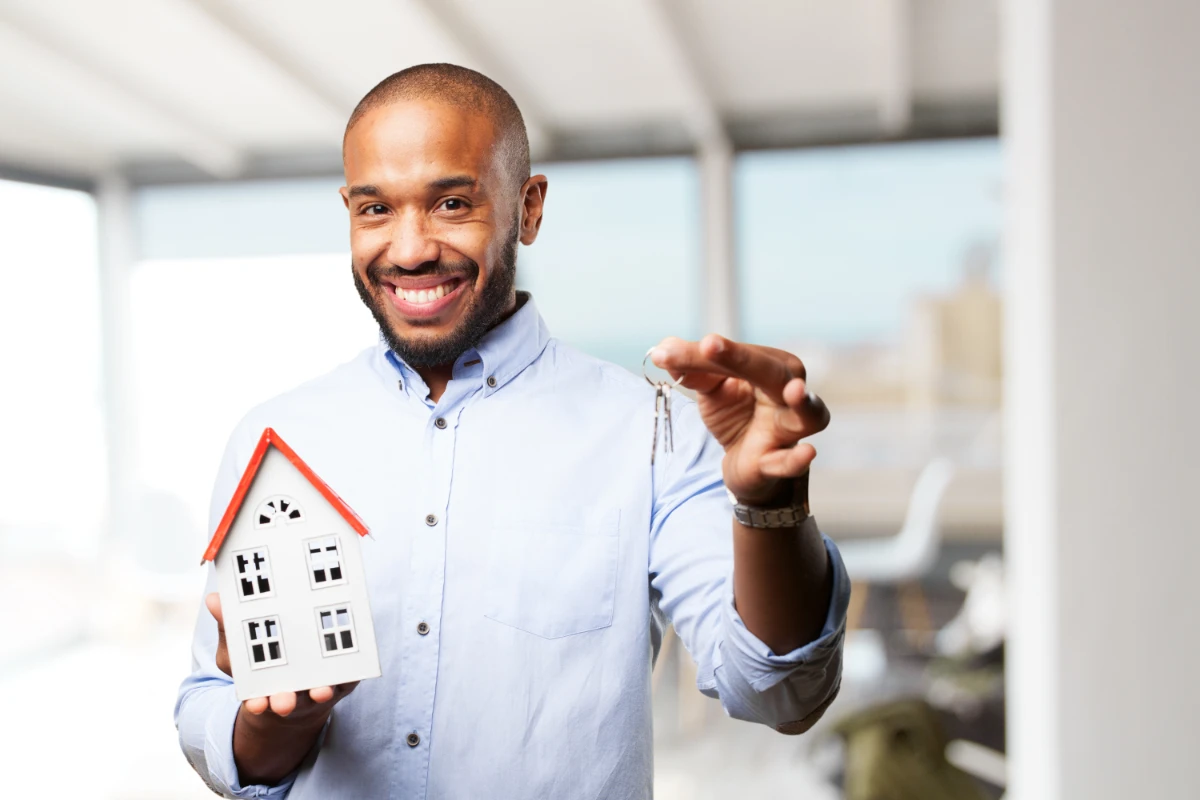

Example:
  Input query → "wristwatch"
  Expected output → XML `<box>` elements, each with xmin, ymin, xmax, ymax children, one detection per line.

<box><xmin>726</xmin><ymin>476</ymin><xmax>811</xmax><ymax>529</ymax></box>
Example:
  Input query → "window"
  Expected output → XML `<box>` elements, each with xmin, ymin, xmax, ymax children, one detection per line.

<box><xmin>244</xmin><ymin>615</ymin><xmax>286</xmax><ymax>669</ymax></box>
<box><xmin>232</xmin><ymin>546</ymin><xmax>274</xmax><ymax>600</ymax></box>
<box><xmin>316</xmin><ymin>604</ymin><xmax>358</xmax><ymax>656</ymax></box>
<box><xmin>255</xmin><ymin>495</ymin><xmax>304</xmax><ymax>528</ymax></box>
<box><xmin>305</xmin><ymin>535</ymin><xmax>346</xmax><ymax>589</ymax></box>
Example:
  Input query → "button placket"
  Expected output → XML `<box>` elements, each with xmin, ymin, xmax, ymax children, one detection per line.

<box><xmin>396</xmin><ymin>405</ymin><xmax>458</xmax><ymax>793</ymax></box>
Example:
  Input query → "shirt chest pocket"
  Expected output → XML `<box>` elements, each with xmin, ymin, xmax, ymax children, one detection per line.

<box><xmin>482</xmin><ymin>509</ymin><xmax>620</xmax><ymax>639</ymax></box>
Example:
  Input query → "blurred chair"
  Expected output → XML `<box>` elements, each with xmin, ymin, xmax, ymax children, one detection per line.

<box><xmin>840</xmin><ymin>458</ymin><xmax>957</xmax><ymax>635</ymax></box>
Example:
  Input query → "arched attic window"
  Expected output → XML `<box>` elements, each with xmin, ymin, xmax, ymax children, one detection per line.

<box><xmin>255</xmin><ymin>495</ymin><xmax>305</xmax><ymax>528</ymax></box>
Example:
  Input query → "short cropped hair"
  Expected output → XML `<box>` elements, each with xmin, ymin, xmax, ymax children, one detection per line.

<box><xmin>345</xmin><ymin>63</ymin><xmax>530</xmax><ymax>190</ymax></box>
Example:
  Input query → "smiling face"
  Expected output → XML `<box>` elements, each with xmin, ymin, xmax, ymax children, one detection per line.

<box><xmin>341</xmin><ymin>98</ymin><xmax>546</xmax><ymax>369</ymax></box>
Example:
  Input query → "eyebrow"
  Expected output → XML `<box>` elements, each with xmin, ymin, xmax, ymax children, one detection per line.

<box><xmin>347</xmin><ymin>176</ymin><xmax>480</xmax><ymax>200</ymax></box>
<box><xmin>429</xmin><ymin>175</ymin><xmax>478</xmax><ymax>192</ymax></box>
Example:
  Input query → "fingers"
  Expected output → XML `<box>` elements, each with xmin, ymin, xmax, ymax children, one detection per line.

<box><xmin>205</xmin><ymin>592</ymin><xmax>224</xmax><ymax>630</ymax></box>
<box><xmin>652</xmin><ymin>335</ymin><xmax>800</xmax><ymax>403</ymax></box>
<box><xmin>244</xmin><ymin>696</ymin><xmax>270</xmax><ymax>715</ymax></box>
<box><xmin>758</xmin><ymin>442</ymin><xmax>818</xmax><ymax>479</ymax></box>
<box><xmin>269</xmin><ymin>692</ymin><xmax>298</xmax><ymax>717</ymax></box>
<box><xmin>309</xmin><ymin>686</ymin><xmax>335</xmax><ymax>704</ymax></box>
<box><xmin>775</xmin><ymin>386</ymin><xmax>831</xmax><ymax>437</ymax></box>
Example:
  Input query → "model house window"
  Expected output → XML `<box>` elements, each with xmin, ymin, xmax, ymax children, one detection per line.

<box><xmin>255</xmin><ymin>495</ymin><xmax>305</xmax><ymax>528</ymax></box>
<box><xmin>305</xmin><ymin>536</ymin><xmax>346</xmax><ymax>589</ymax></box>
<box><xmin>244</xmin><ymin>615</ymin><xmax>287</xmax><ymax>669</ymax></box>
<box><xmin>232</xmin><ymin>547</ymin><xmax>274</xmax><ymax>600</ymax></box>
<box><xmin>316</xmin><ymin>604</ymin><xmax>358</xmax><ymax>656</ymax></box>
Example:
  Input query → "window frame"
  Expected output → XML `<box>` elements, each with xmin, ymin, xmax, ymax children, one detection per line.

<box><xmin>231</xmin><ymin>545</ymin><xmax>275</xmax><ymax>601</ymax></box>
<box><xmin>314</xmin><ymin>603</ymin><xmax>359</xmax><ymax>657</ymax></box>
<box><xmin>254</xmin><ymin>494</ymin><xmax>305</xmax><ymax>529</ymax></box>
<box><xmin>243</xmin><ymin>615</ymin><xmax>287</xmax><ymax>670</ymax></box>
<box><xmin>304</xmin><ymin>534</ymin><xmax>347</xmax><ymax>590</ymax></box>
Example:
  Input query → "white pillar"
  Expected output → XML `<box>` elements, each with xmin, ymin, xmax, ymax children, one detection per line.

<box><xmin>96</xmin><ymin>173</ymin><xmax>137</xmax><ymax>547</ymax></box>
<box><xmin>1004</xmin><ymin>2</ymin><xmax>1200</xmax><ymax>798</ymax></box>
<box><xmin>698</xmin><ymin>136</ymin><xmax>736</xmax><ymax>339</ymax></box>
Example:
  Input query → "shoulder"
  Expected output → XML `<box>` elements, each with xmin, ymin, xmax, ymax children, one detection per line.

<box><xmin>228</xmin><ymin>345</ymin><xmax>385</xmax><ymax>449</ymax></box>
<box><xmin>539</xmin><ymin>339</ymin><xmax>664</xmax><ymax>407</ymax></box>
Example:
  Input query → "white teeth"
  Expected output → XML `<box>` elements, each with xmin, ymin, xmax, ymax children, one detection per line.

<box><xmin>397</xmin><ymin>282</ymin><xmax>454</xmax><ymax>305</ymax></box>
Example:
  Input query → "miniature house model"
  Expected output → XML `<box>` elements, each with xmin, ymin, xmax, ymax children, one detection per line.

<box><xmin>201</xmin><ymin>428</ymin><xmax>381</xmax><ymax>701</ymax></box>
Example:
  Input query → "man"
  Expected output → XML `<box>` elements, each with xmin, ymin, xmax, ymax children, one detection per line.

<box><xmin>176</xmin><ymin>63</ymin><xmax>849</xmax><ymax>799</ymax></box>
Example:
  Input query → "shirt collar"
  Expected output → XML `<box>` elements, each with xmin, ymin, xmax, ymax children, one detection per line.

<box><xmin>383</xmin><ymin>291</ymin><xmax>550</xmax><ymax>398</ymax></box>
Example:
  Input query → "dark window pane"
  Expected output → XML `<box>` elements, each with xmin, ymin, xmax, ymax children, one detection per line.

<box><xmin>309</xmin><ymin>545</ymin><xmax>321</xmax><ymax>555</ymax></box>
<box><xmin>268</xmin><ymin>641</ymin><xmax>280</xmax><ymax>660</ymax></box>
<box><xmin>325</xmin><ymin>544</ymin><xmax>337</xmax><ymax>552</ymax></box>
<box><xmin>236</xmin><ymin>554</ymin><xmax>248</xmax><ymax>573</ymax></box>
<box><xmin>279</xmin><ymin>500</ymin><xmax>288</xmax><ymax>512</ymax></box>
<box><xmin>330</xmin><ymin>566</ymin><xmax>342</xmax><ymax>581</ymax></box>
<box><xmin>320</xmin><ymin>611</ymin><xmax>332</xmax><ymax>628</ymax></box>
<box><xmin>324</xmin><ymin>633</ymin><xmax>337</xmax><ymax>651</ymax></box>
<box><xmin>267</xmin><ymin>501</ymin><xmax>276</xmax><ymax>511</ymax></box>
<box><xmin>257</xmin><ymin>576</ymin><xmax>270</xmax><ymax>593</ymax></box>
<box><xmin>258</xmin><ymin>514</ymin><xmax>271</xmax><ymax>525</ymax></box>
<box><xmin>247</xmin><ymin>621</ymin><xmax>259</xmax><ymax>640</ymax></box>
<box><xmin>253</xmin><ymin>552</ymin><xmax>266</xmax><ymax>569</ymax></box>
<box><xmin>289</xmin><ymin>509</ymin><xmax>302</xmax><ymax>519</ymax></box>
<box><xmin>264</xmin><ymin>619</ymin><xmax>276</xmax><ymax>637</ymax></box>
<box><xmin>314</xmin><ymin>569</ymin><xmax>326</xmax><ymax>583</ymax></box>
<box><xmin>240</xmin><ymin>578</ymin><xmax>254</xmax><ymax>596</ymax></box>
<box><xmin>340</xmin><ymin>630</ymin><xmax>354</xmax><ymax>649</ymax></box>
<box><xmin>252</xmin><ymin>644</ymin><xmax>265</xmax><ymax>663</ymax></box>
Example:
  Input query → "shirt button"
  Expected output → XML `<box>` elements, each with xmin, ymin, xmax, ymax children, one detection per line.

<box><xmin>417</xmin><ymin>621</ymin><xmax>430</xmax><ymax>635</ymax></box>
<box><xmin>406</xmin><ymin>732</ymin><xmax>420</xmax><ymax>747</ymax></box>
<box><xmin>434</xmin><ymin>416</ymin><xmax>447</xmax><ymax>429</ymax></box>
<box><xmin>425</xmin><ymin>513</ymin><xmax>438</xmax><ymax>527</ymax></box>
<box><xmin>486</xmin><ymin>375</ymin><xmax>497</xmax><ymax>388</ymax></box>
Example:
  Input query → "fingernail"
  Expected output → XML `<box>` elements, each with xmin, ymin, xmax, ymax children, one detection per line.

<box><xmin>649</xmin><ymin>347</ymin><xmax>665</xmax><ymax>364</ymax></box>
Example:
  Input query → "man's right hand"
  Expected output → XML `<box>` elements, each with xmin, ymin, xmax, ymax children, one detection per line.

<box><xmin>206</xmin><ymin>592</ymin><xmax>358</xmax><ymax>784</ymax></box>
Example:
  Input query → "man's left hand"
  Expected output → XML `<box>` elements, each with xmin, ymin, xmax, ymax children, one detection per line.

<box><xmin>650</xmin><ymin>334</ymin><xmax>830</xmax><ymax>505</ymax></box>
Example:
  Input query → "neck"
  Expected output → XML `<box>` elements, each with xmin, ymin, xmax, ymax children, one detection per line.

<box><xmin>415</xmin><ymin>291</ymin><xmax>522</xmax><ymax>404</ymax></box>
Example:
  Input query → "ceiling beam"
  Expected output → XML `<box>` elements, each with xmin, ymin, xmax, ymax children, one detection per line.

<box><xmin>877</xmin><ymin>0</ymin><xmax>914</xmax><ymax>135</ymax></box>
<box><xmin>0</xmin><ymin>11</ymin><xmax>243</xmax><ymax>179</ymax></box>
<box><xmin>635</xmin><ymin>0</ymin><xmax>727</xmax><ymax>149</ymax></box>
<box><xmin>405</xmin><ymin>0</ymin><xmax>551</xmax><ymax>159</ymax></box>
<box><xmin>183</xmin><ymin>0</ymin><xmax>355</xmax><ymax>122</ymax></box>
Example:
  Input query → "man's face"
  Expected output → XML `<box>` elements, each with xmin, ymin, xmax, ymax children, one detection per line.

<box><xmin>341</xmin><ymin>100</ymin><xmax>544</xmax><ymax>368</ymax></box>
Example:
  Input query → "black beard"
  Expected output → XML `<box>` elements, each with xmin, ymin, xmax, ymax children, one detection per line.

<box><xmin>353</xmin><ymin>224</ymin><xmax>519</xmax><ymax>369</ymax></box>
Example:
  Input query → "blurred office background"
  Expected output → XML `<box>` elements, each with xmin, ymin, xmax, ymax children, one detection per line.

<box><xmin>0</xmin><ymin>1</ymin><xmax>1195</xmax><ymax>798</ymax></box>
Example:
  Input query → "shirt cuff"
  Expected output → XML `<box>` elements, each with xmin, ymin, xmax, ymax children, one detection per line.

<box><xmin>719</xmin><ymin>521</ymin><xmax>851</xmax><ymax>693</ymax></box>
<box><xmin>203</xmin><ymin>684</ymin><xmax>297</xmax><ymax>799</ymax></box>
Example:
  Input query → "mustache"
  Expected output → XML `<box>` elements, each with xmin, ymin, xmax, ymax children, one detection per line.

<box><xmin>365</xmin><ymin>259</ymin><xmax>478</xmax><ymax>286</ymax></box>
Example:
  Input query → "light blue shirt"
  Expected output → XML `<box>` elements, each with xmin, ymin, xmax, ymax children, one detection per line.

<box><xmin>176</xmin><ymin>294</ymin><xmax>850</xmax><ymax>799</ymax></box>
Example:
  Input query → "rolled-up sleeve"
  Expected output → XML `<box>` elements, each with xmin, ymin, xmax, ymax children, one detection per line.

<box><xmin>649</xmin><ymin>399</ymin><xmax>849</xmax><ymax>734</ymax></box>
<box><xmin>174</xmin><ymin>419</ymin><xmax>298</xmax><ymax>798</ymax></box>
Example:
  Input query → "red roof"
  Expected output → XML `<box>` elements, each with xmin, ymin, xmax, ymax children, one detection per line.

<box><xmin>201</xmin><ymin>427</ymin><xmax>369</xmax><ymax>563</ymax></box>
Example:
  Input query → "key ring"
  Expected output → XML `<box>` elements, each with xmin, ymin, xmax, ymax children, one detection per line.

<box><xmin>643</xmin><ymin>349</ymin><xmax>685</xmax><ymax>389</ymax></box>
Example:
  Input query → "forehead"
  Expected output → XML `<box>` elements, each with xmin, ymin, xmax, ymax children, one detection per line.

<box><xmin>343</xmin><ymin>99</ymin><xmax>504</xmax><ymax>189</ymax></box>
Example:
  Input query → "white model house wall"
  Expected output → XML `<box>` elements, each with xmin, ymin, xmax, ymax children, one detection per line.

<box><xmin>215</xmin><ymin>447</ymin><xmax>380</xmax><ymax>701</ymax></box>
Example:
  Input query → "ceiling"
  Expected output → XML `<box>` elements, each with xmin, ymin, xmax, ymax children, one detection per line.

<box><xmin>0</xmin><ymin>0</ymin><xmax>999</xmax><ymax>187</ymax></box>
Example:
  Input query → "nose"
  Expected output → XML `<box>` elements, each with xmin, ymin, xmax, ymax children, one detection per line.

<box><xmin>384</xmin><ymin>210</ymin><xmax>441</xmax><ymax>270</ymax></box>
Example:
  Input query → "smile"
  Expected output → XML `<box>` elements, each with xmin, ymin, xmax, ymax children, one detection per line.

<box><xmin>384</xmin><ymin>276</ymin><xmax>466</xmax><ymax>318</ymax></box>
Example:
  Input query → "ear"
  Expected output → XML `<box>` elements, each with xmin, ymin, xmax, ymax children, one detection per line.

<box><xmin>339</xmin><ymin>186</ymin><xmax>351</xmax><ymax>209</ymax></box>
<box><xmin>518</xmin><ymin>175</ymin><xmax>549</xmax><ymax>245</ymax></box>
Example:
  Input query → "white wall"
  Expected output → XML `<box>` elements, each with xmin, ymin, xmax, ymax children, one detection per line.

<box><xmin>1004</xmin><ymin>1</ymin><xmax>1200</xmax><ymax>797</ymax></box>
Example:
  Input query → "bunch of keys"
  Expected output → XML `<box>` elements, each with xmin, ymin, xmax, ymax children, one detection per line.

<box><xmin>643</xmin><ymin>349</ymin><xmax>684</xmax><ymax>466</ymax></box>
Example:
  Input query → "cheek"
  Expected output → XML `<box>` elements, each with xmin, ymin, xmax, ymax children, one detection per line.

<box><xmin>350</xmin><ymin>226</ymin><xmax>389</xmax><ymax>263</ymax></box>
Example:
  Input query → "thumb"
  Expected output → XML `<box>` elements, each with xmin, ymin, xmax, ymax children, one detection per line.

<box><xmin>205</xmin><ymin>592</ymin><xmax>224</xmax><ymax>630</ymax></box>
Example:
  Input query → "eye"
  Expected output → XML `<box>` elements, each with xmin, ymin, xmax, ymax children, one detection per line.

<box><xmin>439</xmin><ymin>198</ymin><xmax>468</xmax><ymax>213</ymax></box>
<box><xmin>362</xmin><ymin>203</ymin><xmax>388</xmax><ymax>215</ymax></box>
